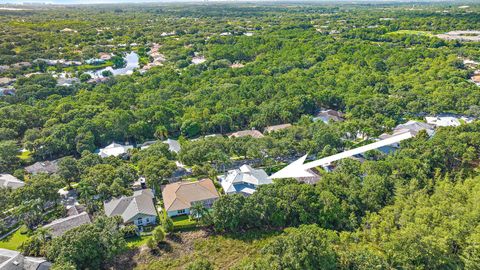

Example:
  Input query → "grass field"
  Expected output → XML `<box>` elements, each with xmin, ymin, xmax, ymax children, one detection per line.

<box><xmin>172</xmin><ymin>215</ymin><xmax>197</xmax><ymax>230</ymax></box>
<box><xmin>134</xmin><ymin>229</ymin><xmax>278</xmax><ymax>270</ymax></box>
<box><xmin>0</xmin><ymin>227</ymin><xmax>29</xmax><ymax>250</ymax></box>
<box><xmin>126</xmin><ymin>235</ymin><xmax>152</xmax><ymax>248</ymax></box>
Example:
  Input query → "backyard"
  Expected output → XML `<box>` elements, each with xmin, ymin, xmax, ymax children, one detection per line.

<box><xmin>0</xmin><ymin>227</ymin><xmax>28</xmax><ymax>250</ymax></box>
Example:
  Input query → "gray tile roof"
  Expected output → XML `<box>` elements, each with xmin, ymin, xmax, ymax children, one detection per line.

<box><xmin>0</xmin><ymin>174</ymin><xmax>24</xmax><ymax>189</ymax></box>
<box><xmin>43</xmin><ymin>212</ymin><xmax>91</xmax><ymax>238</ymax></box>
<box><xmin>104</xmin><ymin>189</ymin><xmax>157</xmax><ymax>223</ymax></box>
<box><xmin>25</xmin><ymin>159</ymin><xmax>61</xmax><ymax>175</ymax></box>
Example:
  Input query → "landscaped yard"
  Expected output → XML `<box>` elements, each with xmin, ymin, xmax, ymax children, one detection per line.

<box><xmin>0</xmin><ymin>227</ymin><xmax>29</xmax><ymax>250</ymax></box>
<box><xmin>126</xmin><ymin>235</ymin><xmax>152</xmax><ymax>248</ymax></box>
<box><xmin>172</xmin><ymin>215</ymin><xmax>197</xmax><ymax>230</ymax></box>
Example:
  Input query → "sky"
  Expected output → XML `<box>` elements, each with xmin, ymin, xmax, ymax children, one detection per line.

<box><xmin>1</xmin><ymin>0</ymin><xmax>463</xmax><ymax>3</ymax></box>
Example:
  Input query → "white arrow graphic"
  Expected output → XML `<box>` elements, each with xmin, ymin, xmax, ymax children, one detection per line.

<box><xmin>270</xmin><ymin>131</ymin><xmax>414</xmax><ymax>179</ymax></box>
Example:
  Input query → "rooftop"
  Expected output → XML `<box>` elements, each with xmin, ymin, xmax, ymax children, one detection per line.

<box><xmin>0</xmin><ymin>174</ymin><xmax>24</xmax><ymax>189</ymax></box>
<box><xmin>162</xmin><ymin>179</ymin><xmax>220</xmax><ymax>212</ymax></box>
<box><xmin>104</xmin><ymin>189</ymin><xmax>156</xmax><ymax>223</ymax></box>
<box><xmin>229</xmin><ymin>129</ymin><xmax>264</xmax><ymax>139</ymax></box>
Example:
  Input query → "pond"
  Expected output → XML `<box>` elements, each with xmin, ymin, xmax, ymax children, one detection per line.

<box><xmin>87</xmin><ymin>52</ymin><xmax>139</xmax><ymax>78</ymax></box>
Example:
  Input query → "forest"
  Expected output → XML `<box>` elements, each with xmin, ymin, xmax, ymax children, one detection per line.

<box><xmin>1</xmin><ymin>2</ymin><xmax>480</xmax><ymax>270</ymax></box>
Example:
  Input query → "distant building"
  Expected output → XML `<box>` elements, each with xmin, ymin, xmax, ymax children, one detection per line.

<box><xmin>162</xmin><ymin>179</ymin><xmax>220</xmax><ymax>217</ymax></box>
<box><xmin>0</xmin><ymin>174</ymin><xmax>24</xmax><ymax>189</ymax></box>
<box><xmin>229</xmin><ymin>129</ymin><xmax>264</xmax><ymax>139</ymax></box>
<box><xmin>425</xmin><ymin>115</ymin><xmax>475</xmax><ymax>127</ymax></box>
<box><xmin>220</xmin><ymin>165</ymin><xmax>272</xmax><ymax>195</ymax></box>
<box><xmin>163</xmin><ymin>139</ymin><xmax>181</xmax><ymax>153</ymax></box>
<box><xmin>104</xmin><ymin>189</ymin><xmax>157</xmax><ymax>229</ymax></box>
<box><xmin>43</xmin><ymin>212</ymin><xmax>91</xmax><ymax>238</ymax></box>
<box><xmin>139</xmin><ymin>140</ymin><xmax>157</xmax><ymax>150</ymax></box>
<box><xmin>295</xmin><ymin>168</ymin><xmax>321</xmax><ymax>185</ymax></box>
<box><xmin>313</xmin><ymin>110</ymin><xmax>345</xmax><ymax>124</ymax></box>
<box><xmin>98</xmin><ymin>142</ymin><xmax>133</xmax><ymax>158</ymax></box>
<box><xmin>264</xmin><ymin>124</ymin><xmax>292</xmax><ymax>133</ymax></box>
<box><xmin>25</xmin><ymin>159</ymin><xmax>61</xmax><ymax>175</ymax></box>
<box><xmin>0</xmin><ymin>77</ymin><xmax>15</xmax><ymax>86</ymax></box>
<box><xmin>0</xmin><ymin>248</ymin><xmax>51</xmax><ymax>270</ymax></box>
<box><xmin>379</xmin><ymin>120</ymin><xmax>435</xmax><ymax>141</ymax></box>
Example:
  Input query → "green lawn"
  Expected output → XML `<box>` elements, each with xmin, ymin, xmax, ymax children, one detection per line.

<box><xmin>17</xmin><ymin>150</ymin><xmax>32</xmax><ymax>161</ymax></box>
<box><xmin>126</xmin><ymin>235</ymin><xmax>152</xmax><ymax>248</ymax></box>
<box><xmin>0</xmin><ymin>227</ymin><xmax>29</xmax><ymax>250</ymax></box>
<box><xmin>172</xmin><ymin>215</ymin><xmax>197</xmax><ymax>230</ymax></box>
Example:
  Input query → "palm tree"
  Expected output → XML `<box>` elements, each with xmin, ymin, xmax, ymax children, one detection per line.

<box><xmin>190</xmin><ymin>203</ymin><xmax>207</xmax><ymax>222</ymax></box>
<box><xmin>154</xmin><ymin>125</ymin><xmax>168</xmax><ymax>140</ymax></box>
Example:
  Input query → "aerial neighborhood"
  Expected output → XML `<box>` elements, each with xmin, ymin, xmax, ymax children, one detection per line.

<box><xmin>1</xmin><ymin>2</ymin><xmax>480</xmax><ymax>270</ymax></box>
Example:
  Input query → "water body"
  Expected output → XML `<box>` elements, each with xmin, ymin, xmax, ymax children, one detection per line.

<box><xmin>87</xmin><ymin>52</ymin><xmax>139</xmax><ymax>78</ymax></box>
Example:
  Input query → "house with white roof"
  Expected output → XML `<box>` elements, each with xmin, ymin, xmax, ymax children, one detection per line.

<box><xmin>220</xmin><ymin>165</ymin><xmax>272</xmax><ymax>195</ymax></box>
<box><xmin>98</xmin><ymin>142</ymin><xmax>133</xmax><ymax>158</ymax></box>
<box><xmin>0</xmin><ymin>248</ymin><xmax>51</xmax><ymax>270</ymax></box>
<box><xmin>377</xmin><ymin>120</ymin><xmax>435</xmax><ymax>154</ymax></box>
<box><xmin>425</xmin><ymin>115</ymin><xmax>475</xmax><ymax>127</ymax></box>
<box><xmin>0</xmin><ymin>174</ymin><xmax>24</xmax><ymax>189</ymax></box>
<box><xmin>104</xmin><ymin>189</ymin><xmax>157</xmax><ymax>229</ymax></box>
<box><xmin>163</xmin><ymin>139</ymin><xmax>181</xmax><ymax>153</ymax></box>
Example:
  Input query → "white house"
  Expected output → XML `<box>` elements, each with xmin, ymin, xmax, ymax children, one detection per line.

<box><xmin>98</xmin><ymin>142</ymin><xmax>133</xmax><ymax>158</ymax></box>
<box><xmin>0</xmin><ymin>174</ymin><xmax>24</xmax><ymax>189</ymax></box>
<box><xmin>425</xmin><ymin>115</ymin><xmax>475</xmax><ymax>127</ymax></box>
<box><xmin>220</xmin><ymin>165</ymin><xmax>272</xmax><ymax>195</ymax></box>
<box><xmin>163</xmin><ymin>139</ymin><xmax>181</xmax><ymax>153</ymax></box>
<box><xmin>104</xmin><ymin>189</ymin><xmax>157</xmax><ymax>229</ymax></box>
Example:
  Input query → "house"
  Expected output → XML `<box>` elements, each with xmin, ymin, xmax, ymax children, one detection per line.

<box><xmin>264</xmin><ymin>124</ymin><xmax>292</xmax><ymax>133</ymax></box>
<box><xmin>43</xmin><ymin>212</ymin><xmax>91</xmax><ymax>238</ymax></box>
<box><xmin>163</xmin><ymin>139</ymin><xmax>181</xmax><ymax>153</ymax></box>
<box><xmin>25</xmin><ymin>159</ymin><xmax>61</xmax><ymax>175</ymax></box>
<box><xmin>425</xmin><ymin>115</ymin><xmax>474</xmax><ymax>127</ymax></box>
<box><xmin>0</xmin><ymin>248</ymin><xmax>51</xmax><ymax>270</ymax></box>
<box><xmin>132</xmin><ymin>176</ymin><xmax>147</xmax><ymax>191</ymax></box>
<box><xmin>229</xmin><ymin>129</ymin><xmax>264</xmax><ymax>139</ymax></box>
<box><xmin>98</xmin><ymin>142</ymin><xmax>133</xmax><ymax>158</ymax></box>
<box><xmin>313</xmin><ymin>110</ymin><xmax>345</xmax><ymax>124</ymax></box>
<box><xmin>377</xmin><ymin>120</ymin><xmax>435</xmax><ymax>154</ymax></box>
<box><xmin>220</xmin><ymin>165</ymin><xmax>272</xmax><ymax>195</ymax></box>
<box><xmin>99</xmin><ymin>53</ymin><xmax>112</xmax><ymax>61</ymax></box>
<box><xmin>379</xmin><ymin>120</ymin><xmax>435</xmax><ymax>141</ymax></box>
<box><xmin>0</xmin><ymin>77</ymin><xmax>15</xmax><ymax>86</ymax></box>
<box><xmin>104</xmin><ymin>189</ymin><xmax>157</xmax><ymax>229</ymax></box>
<box><xmin>0</xmin><ymin>174</ymin><xmax>24</xmax><ymax>189</ymax></box>
<box><xmin>161</xmin><ymin>179</ymin><xmax>220</xmax><ymax>217</ymax></box>
<box><xmin>139</xmin><ymin>140</ymin><xmax>157</xmax><ymax>150</ymax></box>
<box><xmin>295</xmin><ymin>168</ymin><xmax>321</xmax><ymax>185</ymax></box>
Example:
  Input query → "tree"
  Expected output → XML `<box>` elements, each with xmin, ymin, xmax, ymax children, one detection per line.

<box><xmin>46</xmin><ymin>216</ymin><xmax>126</xmax><ymax>269</ymax></box>
<box><xmin>154</xmin><ymin>125</ymin><xmax>168</xmax><ymax>140</ymax></box>
<box><xmin>19</xmin><ymin>228</ymin><xmax>50</xmax><ymax>257</ymax></box>
<box><xmin>148</xmin><ymin>226</ymin><xmax>166</xmax><ymax>250</ymax></box>
<box><xmin>58</xmin><ymin>157</ymin><xmax>79</xmax><ymax>188</ymax></box>
<box><xmin>0</xmin><ymin>140</ymin><xmax>20</xmax><ymax>173</ymax></box>
<box><xmin>245</xmin><ymin>225</ymin><xmax>339</xmax><ymax>270</ymax></box>
<box><xmin>79</xmin><ymin>73</ymin><xmax>91</xmax><ymax>82</ymax></box>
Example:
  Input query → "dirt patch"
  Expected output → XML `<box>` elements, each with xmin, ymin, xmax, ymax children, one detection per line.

<box><xmin>110</xmin><ymin>229</ymin><xmax>209</xmax><ymax>270</ymax></box>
